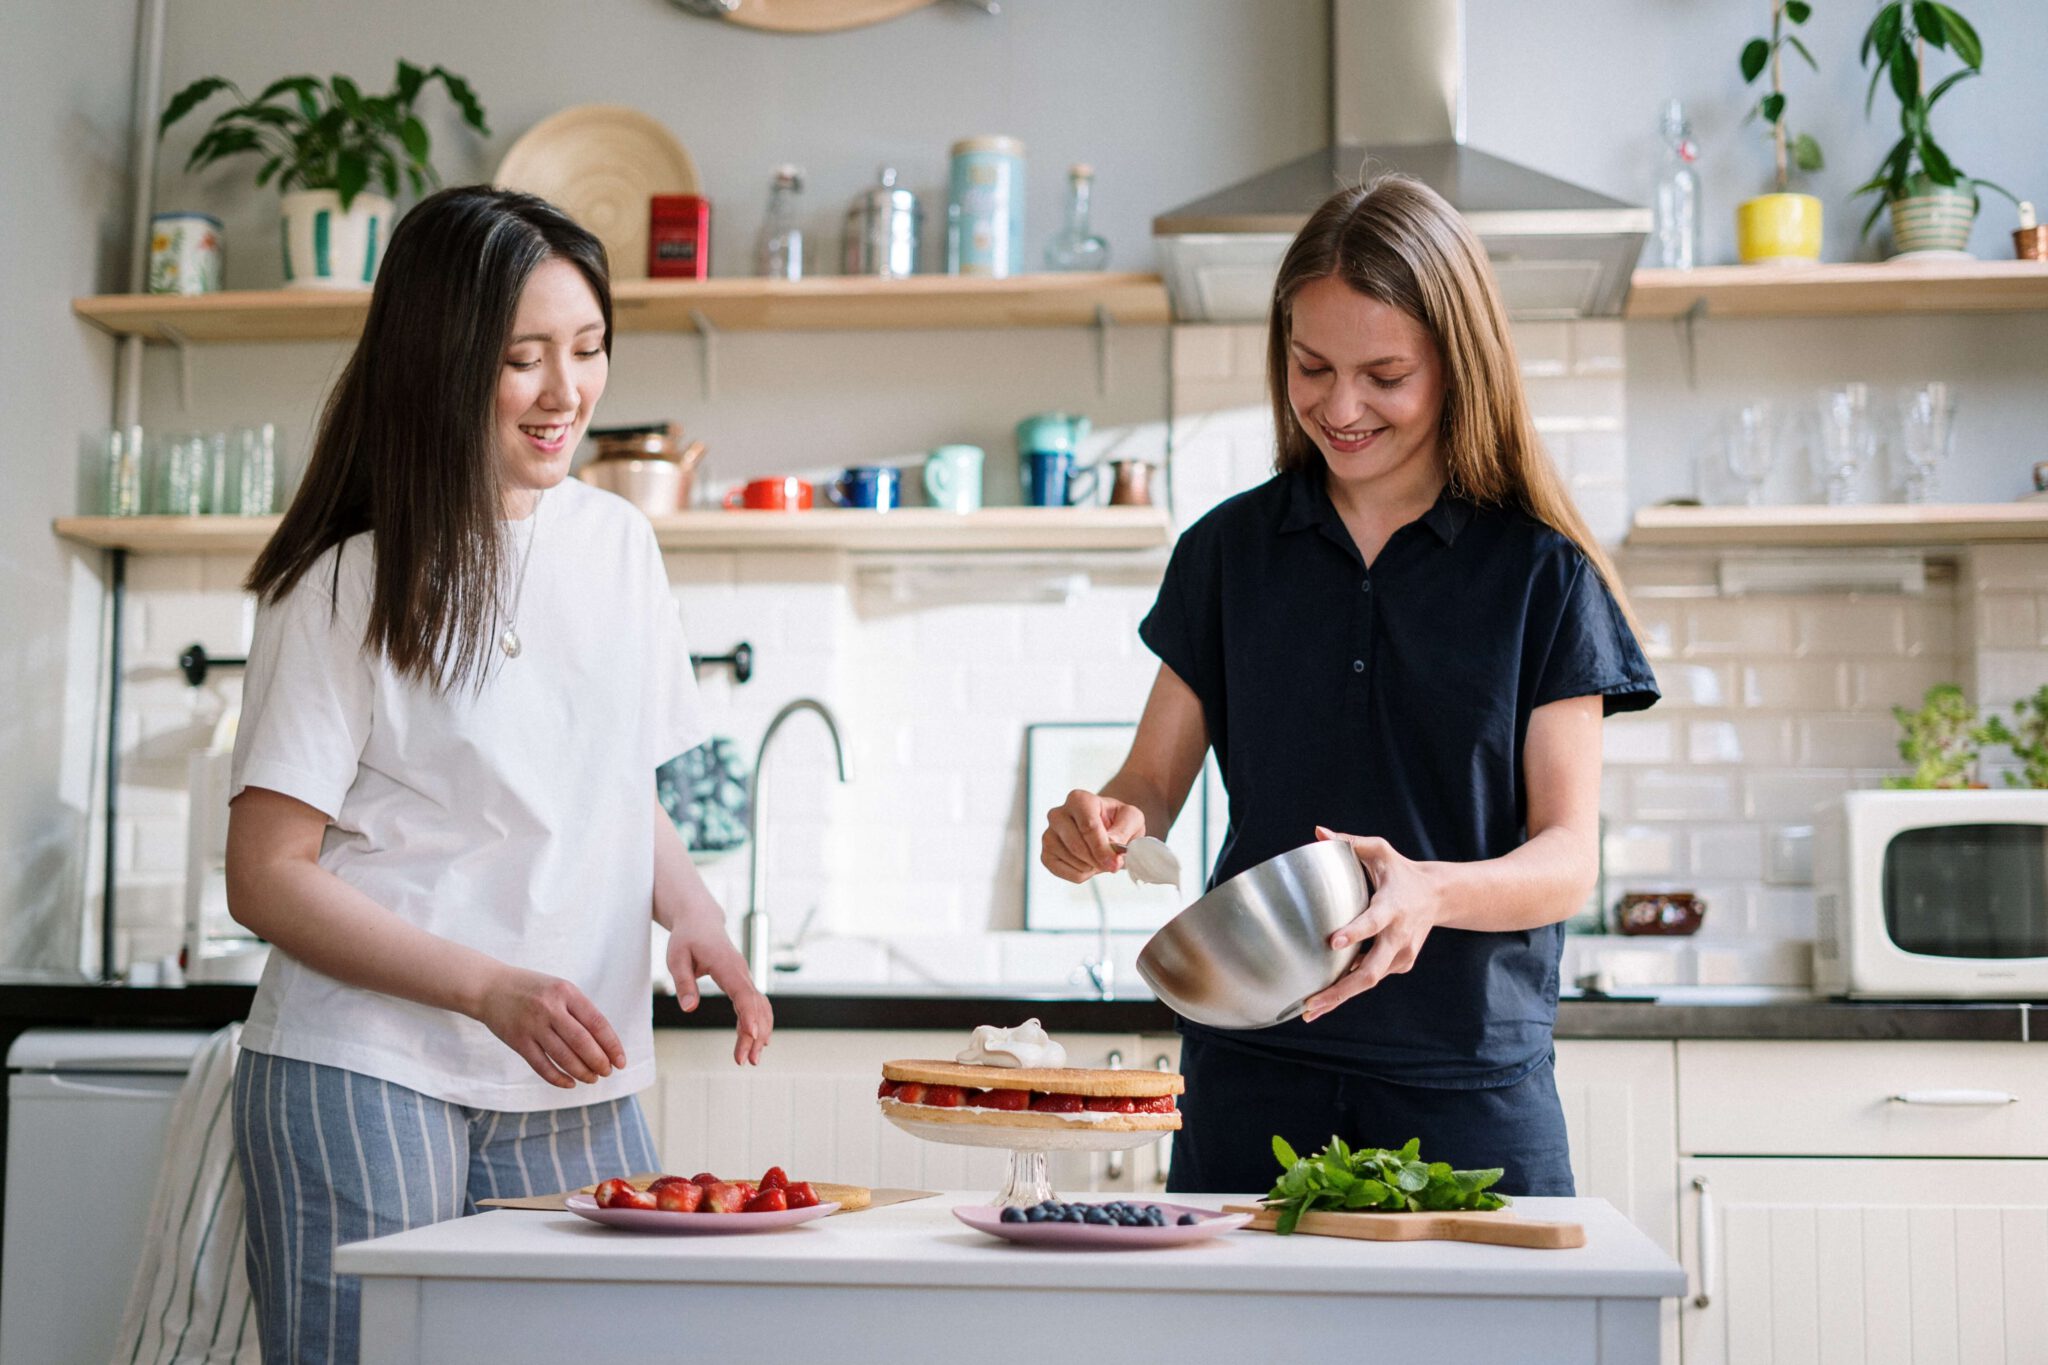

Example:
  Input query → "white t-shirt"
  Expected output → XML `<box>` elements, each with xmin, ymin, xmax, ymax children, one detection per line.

<box><xmin>230</xmin><ymin>477</ymin><xmax>705</xmax><ymax>1110</ymax></box>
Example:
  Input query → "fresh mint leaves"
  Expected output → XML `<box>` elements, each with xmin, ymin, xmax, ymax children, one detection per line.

<box><xmin>1263</xmin><ymin>1135</ymin><xmax>1508</xmax><ymax>1235</ymax></box>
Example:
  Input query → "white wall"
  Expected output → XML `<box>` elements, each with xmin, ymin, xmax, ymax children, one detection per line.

<box><xmin>0</xmin><ymin>1</ymin><xmax>137</xmax><ymax>972</ymax></box>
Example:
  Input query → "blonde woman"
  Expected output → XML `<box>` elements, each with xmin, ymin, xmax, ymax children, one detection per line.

<box><xmin>1041</xmin><ymin>176</ymin><xmax>1656</xmax><ymax>1194</ymax></box>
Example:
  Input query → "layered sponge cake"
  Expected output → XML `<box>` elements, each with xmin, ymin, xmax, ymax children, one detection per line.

<box><xmin>878</xmin><ymin>1054</ymin><xmax>1183</xmax><ymax>1134</ymax></box>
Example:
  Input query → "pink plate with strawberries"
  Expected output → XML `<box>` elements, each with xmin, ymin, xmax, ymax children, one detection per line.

<box><xmin>565</xmin><ymin>1194</ymin><xmax>840</xmax><ymax>1233</ymax></box>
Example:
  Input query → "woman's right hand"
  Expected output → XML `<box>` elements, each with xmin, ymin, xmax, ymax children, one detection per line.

<box><xmin>476</xmin><ymin>966</ymin><xmax>628</xmax><ymax>1089</ymax></box>
<box><xmin>1041</xmin><ymin>788</ymin><xmax>1147</xmax><ymax>884</ymax></box>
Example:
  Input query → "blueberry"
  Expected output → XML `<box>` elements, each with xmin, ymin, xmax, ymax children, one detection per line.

<box><xmin>1085</xmin><ymin>1208</ymin><xmax>1113</xmax><ymax>1225</ymax></box>
<box><xmin>1001</xmin><ymin>1207</ymin><xmax>1026</xmax><ymax>1223</ymax></box>
<box><xmin>1178</xmin><ymin>1212</ymin><xmax>1199</xmax><ymax>1226</ymax></box>
<box><xmin>1024</xmin><ymin>1206</ymin><xmax>1047</xmax><ymax>1222</ymax></box>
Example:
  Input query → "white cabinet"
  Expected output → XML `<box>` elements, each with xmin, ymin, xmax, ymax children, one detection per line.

<box><xmin>1678</xmin><ymin>1157</ymin><xmax>2048</xmax><ymax>1365</ymax></box>
<box><xmin>1555</xmin><ymin>1040</ymin><xmax>1681</xmax><ymax>1365</ymax></box>
<box><xmin>1674</xmin><ymin>1041</ymin><xmax>2048</xmax><ymax>1365</ymax></box>
<box><xmin>649</xmin><ymin>1030</ymin><xmax>1171</xmax><ymax>1195</ymax></box>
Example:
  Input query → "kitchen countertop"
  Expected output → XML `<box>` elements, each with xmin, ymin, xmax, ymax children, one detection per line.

<box><xmin>333</xmin><ymin>1193</ymin><xmax>1682</xmax><ymax>1365</ymax></box>
<box><xmin>1</xmin><ymin>982</ymin><xmax>2043</xmax><ymax>1041</ymax></box>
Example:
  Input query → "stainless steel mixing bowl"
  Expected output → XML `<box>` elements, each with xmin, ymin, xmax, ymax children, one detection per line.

<box><xmin>1135</xmin><ymin>838</ymin><xmax>1368</xmax><ymax>1030</ymax></box>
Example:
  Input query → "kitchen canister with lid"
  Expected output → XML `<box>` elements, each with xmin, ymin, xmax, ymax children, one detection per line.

<box><xmin>947</xmin><ymin>136</ymin><xmax>1024</xmax><ymax>277</ymax></box>
<box><xmin>843</xmin><ymin>166</ymin><xmax>921</xmax><ymax>277</ymax></box>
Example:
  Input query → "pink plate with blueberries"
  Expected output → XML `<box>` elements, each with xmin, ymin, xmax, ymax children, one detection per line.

<box><xmin>565</xmin><ymin>1194</ymin><xmax>840</xmax><ymax>1233</ymax></box>
<box><xmin>953</xmin><ymin>1202</ymin><xmax>1251</xmax><ymax>1248</ymax></box>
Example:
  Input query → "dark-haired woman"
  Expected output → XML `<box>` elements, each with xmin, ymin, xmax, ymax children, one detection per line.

<box><xmin>224</xmin><ymin>186</ymin><xmax>769</xmax><ymax>1363</ymax></box>
<box><xmin>1041</xmin><ymin>176</ymin><xmax>1657</xmax><ymax>1196</ymax></box>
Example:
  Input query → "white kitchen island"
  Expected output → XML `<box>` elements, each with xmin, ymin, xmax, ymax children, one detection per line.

<box><xmin>336</xmin><ymin>1194</ymin><xmax>1683</xmax><ymax>1364</ymax></box>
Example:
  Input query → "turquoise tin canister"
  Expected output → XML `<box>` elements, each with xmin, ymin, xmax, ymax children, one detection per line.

<box><xmin>947</xmin><ymin>135</ymin><xmax>1025</xmax><ymax>277</ymax></box>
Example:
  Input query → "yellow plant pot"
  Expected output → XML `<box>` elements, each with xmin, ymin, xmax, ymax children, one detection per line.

<box><xmin>1736</xmin><ymin>193</ymin><xmax>1823</xmax><ymax>264</ymax></box>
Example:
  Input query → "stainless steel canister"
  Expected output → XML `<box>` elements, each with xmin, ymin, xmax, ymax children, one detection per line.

<box><xmin>842</xmin><ymin>166</ymin><xmax>921</xmax><ymax>277</ymax></box>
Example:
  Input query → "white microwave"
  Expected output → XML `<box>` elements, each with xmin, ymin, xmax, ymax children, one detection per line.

<box><xmin>1815</xmin><ymin>790</ymin><xmax>2048</xmax><ymax>998</ymax></box>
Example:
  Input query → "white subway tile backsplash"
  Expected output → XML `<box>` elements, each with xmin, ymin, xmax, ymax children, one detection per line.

<box><xmin>1631</xmin><ymin>771</ymin><xmax>1737</xmax><ymax>821</ymax></box>
<box><xmin>1795</xmin><ymin>715</ymin><xmax>1900</xmax><ymax>768</ymax></box>
<box><xmin>1655</xmin><ymin>663</ymin><xmax>1736</xmax><ymax>709</ymax></box>
<box><xmin>1570</xmin><ymin>320</ymin><xmax>1625</xmax><ymax>376</ymax></box>
<box><xmin>1743</xmin><ymin>770</ymin><xmax>1854</xmax><ymax>822</ymax></box>
<box><xmin>1170</xmin><ymin>327</ymin><xmax>1234</xmax><ymax>382</ymax></box>
<box><xmin>1687</xmin><ymin>718</ymin><xmax>1792</xmax><ymax>766</ymax></box>
<box><xmin>1687</xmin><ymin>825</ymin><xmax>1764</xmax><ymax>882</ymax></box>
<box><xmin>1851</xmin><ymin>658</ymin><xmax>1961</xmax><ymax>711</ymax></box>
<box><xmin>1765</xmin><ymin>824</ymin><xmax>1815</xmax><ymax>886</ymax></box>
<box><xmin>1602</xmin><ymin>824</ymin><xmax>1678</xmax><ymax>877</ymax></box>
<box><xmin>1977</xmin><ymin>593</ymin><xmax>2045</xmax><ymax>650</ymax></box>
<box><xmin>1974</xmin><ymin>649</ymin><xmax>2048</xmax><ymax>707</ymax></box>
<box><xmin>1742</xmin><ymin>661</ymin><xmax>1848</xmax><ymax>710</ymax></box>
<box><xmin>1792</xmin><ymin>601</ymin><xmax>1906</xmax><ymax>658</ymax></box>
<box><xmin>1685</xmin><ymin>600</ymin><xmax>1793</xmax><ymax>656</ymax></box>
<box><xmin>1513</xmin><ymin>321</ymin><xmax>1571</xmax><ymax>378</ymax></box>
<box><xmin>1229</xmin><ymin>326</ymin><xmax>1270</xmax><ymax>382</ymax></box>
<box><xmin>1602</xmin><ymin>717</ymin><xmax>1675</xmax><ymax>764</ymax></box>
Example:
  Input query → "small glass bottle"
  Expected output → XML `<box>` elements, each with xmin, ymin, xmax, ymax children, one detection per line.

<box><xmin>1044</xmin><ymin>163</ymin><xmax>1110</xmax><ymax>272</ymax></box>
<box><xmin>755</xmin><ymin>165</ymin><xmax>805</xmax><ymax>280</ymax></box>
<box><xmin>1653</xmin><ymin>100</ymin><xmax>1700</xmax><ymax>271</ymax></box>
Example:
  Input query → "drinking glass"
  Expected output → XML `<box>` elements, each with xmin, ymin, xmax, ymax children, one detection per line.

<box><xmin>1895</xmin><ymin>383</ymin><xmax>1954</xmax><ymax>505</ymax></box>
<box><xmin>1724</xmin><ymin>403</ymin><xmax>1777</xmax><ymax>506</ymax></box>
<box><xmin>1814</xmin><ymin>384</ymin><xmax>1875</xmax><ymax>506</ymax></box>
<box><xmin>78</xmin><ymin>426</ymin><xmax>145</xmax><ymax>516</ymax></box>
<box><xmin>228</xmin><ymin>424</ymin><xmax>280</xmax><ymax>515</ymax></box>
<box><xmin>148</xmin><ymin>432</ymin><xmax>210</xmax><ymax>514</ymax></box>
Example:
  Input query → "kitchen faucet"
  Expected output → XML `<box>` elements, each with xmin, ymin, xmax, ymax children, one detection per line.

<box><xmin>1080</xmin><ymin>879</ymin><xmax>1116</xmax><ymax>1001</ymax></box>
<box><xmin>743</xmin><ymin>698</ymin><xmax>850</xmax><ymax>993</ymax></box>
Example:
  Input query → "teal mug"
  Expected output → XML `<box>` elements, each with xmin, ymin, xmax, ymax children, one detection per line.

<box><xmin>923</xmin><ymin>444</ymin><xmax>984</xmax><ymax>513</ymax></box>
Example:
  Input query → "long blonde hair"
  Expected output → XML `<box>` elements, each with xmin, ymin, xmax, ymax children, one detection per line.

<box><xmin>1265</xmin><ymin>174</ymin><xmax>1632</xmax><ymax>618</ymax></box>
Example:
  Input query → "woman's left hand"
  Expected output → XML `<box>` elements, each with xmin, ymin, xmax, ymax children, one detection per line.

<box><xmin>1299</xmin><ymin>826</ymin><xmax>1443</xmax><ymax>1023</ymax></box>
<box><xmin>666</xmin><ymin>930</ymin><xmax>773</xmax><ymax>1066</ymax></box>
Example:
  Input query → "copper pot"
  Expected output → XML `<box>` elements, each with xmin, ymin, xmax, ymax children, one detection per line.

<box><xmin>580</xmin><ymin>441</ymin><xmax>707</xmax><ymax>514</ymax></box>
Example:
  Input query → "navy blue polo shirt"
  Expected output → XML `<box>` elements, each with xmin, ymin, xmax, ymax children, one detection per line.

<box><xmin>1139</xmin><ymin>469</ymin><xmax>1657</xmax><ymax>1087</ymax></box>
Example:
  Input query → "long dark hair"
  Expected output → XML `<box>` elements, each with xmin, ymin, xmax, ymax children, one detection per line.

<box><xmin>247</xmin><ymin>185</ymin><xmax>612</xmax><ymax>690</ymax></box>
<box><xmin>1265</xmin><ymin>174</ymin><xmax>1631</xmax><ymax>620</ymax></box>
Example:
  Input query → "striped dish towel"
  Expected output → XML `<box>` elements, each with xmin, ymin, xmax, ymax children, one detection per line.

<box><xmin>108</xmin><ymin>1023</ymin><xmax>258</xmax><ymax>1365</ymax></box>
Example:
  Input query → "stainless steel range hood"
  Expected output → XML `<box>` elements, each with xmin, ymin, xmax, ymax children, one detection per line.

<box><xmin>1153</xmin><ymin>0</ymin><xmax>1649</xmax><ymax>321</ymax></box>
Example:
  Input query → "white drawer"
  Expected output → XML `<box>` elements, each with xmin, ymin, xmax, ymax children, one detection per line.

<box><xmin>1678</xmin><ymin>1041</ymin><xmax>2048</xmax><ymax>1158</ymax></box>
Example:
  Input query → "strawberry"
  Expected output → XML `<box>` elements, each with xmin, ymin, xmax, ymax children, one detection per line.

<box><xmin>689</xmin><ymin>1172</ymin><xmax>721</xmax><ymax>1186</ymax></box>
<box><xmin>1133</xmin><ymin>1095</ymin><xmax>1177</xmax><ymax>1113</ymax></box>
<box><xmin>646</xmin><ymin>1175</ymin><xmax>693</xmax><ymax>1194</ymax></box>
<box><xmin>614</xmin><ymin>1188</ymin><xmax>659</xmax><ymax>1211</ymax></box>
<box><xmin>592</xmin><ymin>1178</ymin><xmax>636</xmax><ymax>1209</ymax></box>
<box><xmin>743</xmin><ymin>1188</ymin><xmax>789</xmax><ymax>1213</ymax></box>
<box><xmin>758</xmin><ymin>1166</ymin><xmax>789</xmax><ymax>1191</ymax></box>
<box><xmin>655</xmin><ymin>1180</ymin><xmax>705</xmax><ymax>1213</ymax></box>
<box><xmin>978</xmin><ymin>1088</ymin><xmax>1031</xmax><ymax>1111</ymax></box>
<box><xmin>734</xmin><ymin>1181</ymin><xmax>759</xmax><ymax>1201</ymax></box>
<box><xmin>893</xmin><ymin>1082</ymin><xmax>928</xmax><ymax>1105</ymax></box>
<box><xmin>1085</xmin><ymin>1095</ymin><xmax>1138</xmax><ymax>1113</ymax></box>
<box><xmin>921</xmin><ymin>1085</ymin><xmax>968</xmax><ymax>1108</ymax></box>
<box><xmin>877</xmin><ymin>1079</ymin><xmax>899</xmax><ymax>1099</ymax></box>
<box><xmin>1030</xmin><ymin>1092</ymin><xmax>1085</xmax><ymax>1113</ymax></box>
<box><xmin>785</xmin><ymin>1181</ymin><xmax>820</xmax><ymax>1209</ymax></box>
<box><xmin>700</xmin><ymin>1181</ymin><xmax>749</xmax><ymax>1213</ymax></box>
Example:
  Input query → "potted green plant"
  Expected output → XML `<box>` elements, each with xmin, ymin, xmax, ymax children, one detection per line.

<box><xmin>1853</xmin><ymin>0</ymin><xmax>2016</xmax><ymax>256</ymax></box>
<box><xmin>1978</xmin><ymin>686</ymin><xmax>2048</xmax><ymax>788</ymax></box>
<box><xmin>1882</xmin><ymin>683</ymin><xmax>1998</xmax><ymax>788</ymax></box>
<box><xmin>159</xmin><ymin>60</ymin><xmax>489</xmax><ymax>289</ymax></box>
<box><xmin>1736</xmin><ymin>0</ymin><xmax>1826</xmax><ymax>264</ymax></box>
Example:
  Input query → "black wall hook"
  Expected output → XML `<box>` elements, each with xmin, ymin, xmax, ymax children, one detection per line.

<box><xmin>691</xmin><ymin>641</ymin><xmax>753</xmax><ymax>684</ymax></box>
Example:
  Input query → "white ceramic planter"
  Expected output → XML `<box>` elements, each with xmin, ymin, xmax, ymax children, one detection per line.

<box><xmin>1887</xmin><ymin>189</ymin><xmax>1976</xmax><ymax>257</ymax></box>
<box><xmin>280</xmin><ymin>189</ymin><xmax>392</xmax><ymax>288</ymax></box>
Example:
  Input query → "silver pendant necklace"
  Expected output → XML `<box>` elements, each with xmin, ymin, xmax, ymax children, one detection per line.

<box><xmin>501</xmin><ymin>488</ymin><xmax>545</xmax><ymax>658</ymax></box>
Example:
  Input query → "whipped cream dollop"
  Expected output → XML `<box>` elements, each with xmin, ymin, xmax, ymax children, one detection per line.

<box><xmin>1121</xmin><ymin>835</ymin><xmax>1182</xmax><ymax>893</ymax></box>
<box><xmin>956</xmin><ymin>1019</ymin><xmax>1067</xmax><ymax>1069</ymax></box>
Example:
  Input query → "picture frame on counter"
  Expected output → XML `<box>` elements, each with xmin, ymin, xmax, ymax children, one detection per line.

<box><xmin>1021</xmin><ymin>722</ymin><xmax>1208</xmax><ymax>933</ymax></box>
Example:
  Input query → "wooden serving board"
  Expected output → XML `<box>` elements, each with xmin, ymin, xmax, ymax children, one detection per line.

<box><xmin>1222</xmin><ymin>1204</ymin><xmax>1586</xmax><ymax>1250</ymax></box>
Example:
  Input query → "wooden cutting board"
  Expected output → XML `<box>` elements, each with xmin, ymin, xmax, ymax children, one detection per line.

<box><xmin>1223</xmin><ymin>1204</ymin><xmax>1586</xmax><ymax>1249</ymax></box>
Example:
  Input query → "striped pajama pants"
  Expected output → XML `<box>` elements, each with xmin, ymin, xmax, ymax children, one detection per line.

<box><xmin>230</xmin><ymin>1049</ymin><xmax>658</xmax><ymax>1365</ymax></box>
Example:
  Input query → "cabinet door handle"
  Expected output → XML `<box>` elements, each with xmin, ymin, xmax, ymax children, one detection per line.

<box><xmin>1104</xmin><ymin>1051</ymin><xmax>1125</xmax><ymax>1183</ymax></box>
<box><xmin>1888</xmin><ymin>1089</ymin><xmax>2019</xmax><ymax>1106</ymax></box>
<box><xmin>1153</xmin><ymin>1054</ymin><xmax>1174</xmax><ymax>1187</ymax></box>
<box><xmin>1692</xmin><ymin>1176</ymin><xmax>1714</xmax><ymax>1310</ymax></box>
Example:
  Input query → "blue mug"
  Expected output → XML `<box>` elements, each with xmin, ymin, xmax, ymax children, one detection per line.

<box><xmin>1022</xmin><ymin>449</ymin><xmax>1099</xmax><ymax>507</ymax></box>
<box><xmin>828</xmin><ymin>465</ymin><xmax>900</xmax><ymax>510</ymax></box>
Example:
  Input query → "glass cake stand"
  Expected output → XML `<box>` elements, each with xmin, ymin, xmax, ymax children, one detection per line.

<box><xmin>880</xmin><ymin>1103</ymin><xmax>1171</xmax><ymax>1207</ymax></box>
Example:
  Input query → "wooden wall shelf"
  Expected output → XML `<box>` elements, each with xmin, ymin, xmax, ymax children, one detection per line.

<box><xmin>71</xmin><ymin>273</ymin><xmax>1172</xmax><ymax>343</ymax></box>
<box><xmin>1625</xmin><ymin>260</ymin><xmax>2048</xmax><ymax>321</ymax></box>
<box><xmin>1627</xmin><ymin>502</ymin><xmax>2048</xmax><ymax>548</ymax></box>
<box><xmin>54</xmin><ymin>507</ymin><xmax>1174</xmax><ymax>556</ymax></box>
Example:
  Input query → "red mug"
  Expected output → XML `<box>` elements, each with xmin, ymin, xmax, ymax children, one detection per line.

<box><xmin>723</xmin><ymin>477</ymin><xmax>813</xmax><ymax>511</ymax></box>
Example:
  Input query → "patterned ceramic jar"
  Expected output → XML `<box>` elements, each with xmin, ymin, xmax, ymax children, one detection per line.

<box><xmin>147</xmin><ymin>213</ymin><xmax>223</xmax><ymax>295</ymax></box>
